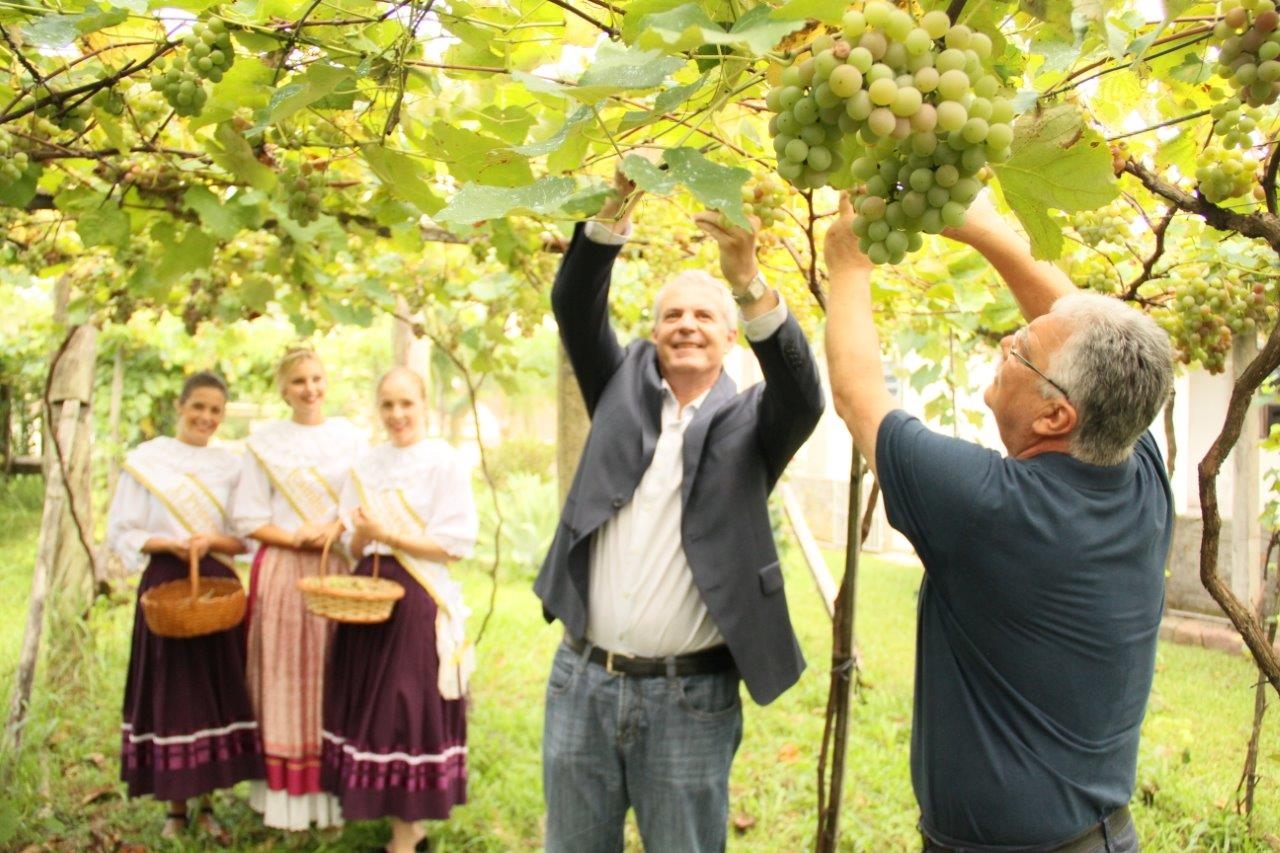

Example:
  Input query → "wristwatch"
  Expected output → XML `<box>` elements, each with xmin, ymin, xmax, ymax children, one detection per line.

<box><xmin>733</xmin><ymin>271</ymin><xmax>769</xmax><ymax>306</ymax></box>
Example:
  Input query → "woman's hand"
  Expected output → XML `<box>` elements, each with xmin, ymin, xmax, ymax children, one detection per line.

<box><xmin>351</xmin><ymin>507</ymin><xmax>389</xmax><ymax>544</ymax></box>
<box><xmin>292</xmin><ymin>519</ymin><xmax>332</xmax><ymax>550</ymax></box>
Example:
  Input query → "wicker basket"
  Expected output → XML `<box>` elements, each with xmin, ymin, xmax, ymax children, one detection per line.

<box><xmin>297</xmin><ymin>530</ymin><xmax>405</xmax><ymax>624</ymax></box>
<box><xmin>141</xmin><ymin>550</ymin><xmax>247</xmax><ymax>639</ymax></box>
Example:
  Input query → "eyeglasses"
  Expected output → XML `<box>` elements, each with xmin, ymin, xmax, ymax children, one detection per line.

<box><xmin>1008</xmin><ymin>342</ymin><xmax>1071</xmax><ymax>402</ymax></box>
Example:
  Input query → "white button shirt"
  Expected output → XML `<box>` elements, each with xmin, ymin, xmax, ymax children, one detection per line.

<box><xmin>581</xmin><ymin>219</ymin><xmax>787</xmax><ymax>657</ymax></box>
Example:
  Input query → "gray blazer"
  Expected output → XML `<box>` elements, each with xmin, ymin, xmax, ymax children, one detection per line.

<box><xmin>534</xmin><ymin>224</ymin><xmax>824</xmax><ymax>705</ymax></box>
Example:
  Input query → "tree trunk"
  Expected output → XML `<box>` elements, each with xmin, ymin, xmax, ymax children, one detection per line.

<box><xmin>556</xmin><ymin>346</ymin><xmax>589</xmax><ymax>506</ymax></box>
<box><xmin>816</xmin><ymin>453</ymin><xmax>863</xmax><ymax>852</ymax></box>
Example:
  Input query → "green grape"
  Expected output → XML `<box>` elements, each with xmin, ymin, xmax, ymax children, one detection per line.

<box><xmin>763</xmin><ymin>4</ymin><xmax>1017</xmax><ymax>263</ymax></box>
<box><xmin>1209</xmin><ymin>0</ymin><xmax>1280</xmax><ymax>107</ymax></box>
<box><xmin>1194</xmin><ymin>145</ymin><xmax>1259</xmax><ymax>202</ymax></box>
<box><xmin>739</xmin><ymin>173</ymin><xmax>792</xmax><ymax>229</ymax></box>
<box><xmin>281</xmin><ymin>159</ymin><xmax>326</xmax><ymax>224</ymax></box>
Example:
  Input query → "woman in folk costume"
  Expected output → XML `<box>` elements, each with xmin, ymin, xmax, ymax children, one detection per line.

<box><xmin>232</xmin><ymin>348</ymin><xmax>366</xmax><ymax>830</ymax></box>
<box><xmin>108</xmin><ymin>371</ymin><xmax>263</xmax><ymax>841</ymax></box>
<box><xmin>323</xmin><ymin>367</ymin><xmax>478</xmax><ymax>853</ymax></box>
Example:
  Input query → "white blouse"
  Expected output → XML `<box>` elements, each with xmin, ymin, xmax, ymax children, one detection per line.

<box><xmin>339</xmin><ymin>438</ymin><xmax>478</xmax><ymax>561</ymax></box>
<box><xmin>106</xmin><ymin>436</ymin><xmax>242</xmax><ymax>573</ymax></box>
<box><xmin>231</xmin><ymin>418</ymin><xmax>367</xmax><ymax>536</ymax></box>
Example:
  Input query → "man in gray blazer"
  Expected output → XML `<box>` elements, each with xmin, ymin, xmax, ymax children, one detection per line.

<box><xmin>534</xmin><ymin>165</ymin><xmax>824</xmax><ymax>852</ymax></box>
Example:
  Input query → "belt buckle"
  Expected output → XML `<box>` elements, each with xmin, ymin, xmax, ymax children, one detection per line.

<box><xmin>604</xmin><ymin>650</ymin><xmax>631</xmax><ymax>675</ymax></box>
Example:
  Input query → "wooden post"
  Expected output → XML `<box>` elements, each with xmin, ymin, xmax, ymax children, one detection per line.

<box><xmin>4</xmin><ymin>324</ymin><xmax>97</xmax><ymax>750</ymax></box>
<box><xmin>5</xmin><ymin>397</ymin><xmax>81</xmax><ymax>750</ymax></box>
<box><xmin>96</xmin><ymin>346</ymin><xmax>126</xmax><ymax>587</ymax></box>
<box><xmin>1231</xmin><ymin>334</ymin><xmax>1263</xmax><ymax>607</ymax></box>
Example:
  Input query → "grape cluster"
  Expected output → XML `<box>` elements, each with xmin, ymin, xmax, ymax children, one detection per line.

<box><xmin>1211</xmin><ymin>0</ymin><xmax>1280</xmax><ymax>108</ymax></box>
<box><xmin>92</xmin><ymin>87</ymin><xmax>126</xmax><ymax>117</ymax></box>
<box><xmin>1156</xmin><ymin>266</ymin><xmax>1276</xmax><ymax>373</ymax></box>
<box><xmin>35</xmin><ymin>99</ymin><xmax>90</xmax><ymax>133</ymax></box>
<box><xmin>1208</xmin><ymin>96</ymin><xmax>1267</xmax><ymax>148</ymax></box>
<box><xmin>150</xmin><ymin>62</ymin><xmax>208</xmax><ymax>117</ymax></box>
<box><xmin>1195</xmin><ymin>145</ymin><xmax>1260</xmax><ymax>202</ymax></box>
<box><xmin>282</xmin><ymin>160</ymin><xmax>325</xmax><ymax>224</ymax></box>
<box><xmin>741</xmin><ymin>173</ymin><xmax>791</xmax><ymax>229</ymax></box>
<box><xmin>1067</xmin><ymin>198</ymin><xmax>1131</xmax><ymax>247</ymax></box>
<box><xmin>764</xmin><ymin>2</ymin><xmax>1014</xmax><ymax>264</ymax></box>
<box><xmin>0</xmin><ymin>129</ymin><xmax>30</xmax><ymax>185</ymax></box>
<box><xmin>184</xmin><ymin>18</ymin><xmax>235</xmax><ymax>83</ymax></box>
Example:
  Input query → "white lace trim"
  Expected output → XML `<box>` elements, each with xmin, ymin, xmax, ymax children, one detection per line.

<box><xmin>124</xmin><ymin>436</ymin><xmax>241</xmax><ymax>484</ymax></box>
<box><xmin>244</xmin><ymin>418</ymin><xmax>366</xmax><ymax>470</ymax></box>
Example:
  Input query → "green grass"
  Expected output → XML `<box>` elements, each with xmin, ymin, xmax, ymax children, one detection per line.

<box><xmin>1</xmin><ymin>476</ymin><xmax>1278</xmax><ymax>851</ymax></box>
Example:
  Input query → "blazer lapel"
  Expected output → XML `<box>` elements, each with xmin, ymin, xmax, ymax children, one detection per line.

<box><xmin>681</xmin><ymin>370</ymin><xmax>737</xmax><ymax>506</ymax></box>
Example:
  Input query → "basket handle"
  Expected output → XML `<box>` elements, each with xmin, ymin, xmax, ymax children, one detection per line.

<box><xmin>188</xmin><ymin>548</ymin><xmax>201</xmax><ymax>601</ymax></box>
<box><xmin>318</xmin><ymin>524</ymin><xmax>341</xmax><ymax>583</ymax></box>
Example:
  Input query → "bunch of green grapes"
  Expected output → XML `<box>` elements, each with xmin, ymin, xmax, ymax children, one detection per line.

<box><xmin>1211</xmin><ymin>0</ymin><xmax>1280</xmax><ymax>108</ymax></box>
<box><xmin>184</xmin><ymin>17</ymin><xmax>235</xmax><ymax>83</ymax></box>
<box><xmin>764</xmin><ymin>1</ymin><xmax>1015</xmax><ymax>264</ymax></box>
<box><xmin>92</xmin><ymin>87</ymin><xmax>126</xmax><ymax>117</ymax></box>
<box><xmin>1156</xmin><ymin>266</ymin><xmax>1276</xmax><ymax>373</ymax></box>
<box><xmin>35</xmin><ymin>99</ymin><xmax>90</xmax><ymax>133</ymax></box>
<box><xmin>0</xmin><ymin>129</ymin><xmax>30</xmax><ymax>185</ymax></box>
<box><xmin>1194</xmin><ymin>145</ymin><xmax>1259</xmax><ymax>202</ymax></box>
<box><xmin>150</xmin><ymin>61</ymin><xmax>207</xmax><ymax>117</ymax></box>
<box><xmin>1208</xmin><ymin>96</ymin><xmax>1267</xmax><ymax>148</ymax></box>
<box><xmin>282</xmin><ymin>160</ymin><xmax>326</xmax><ymax>224</ymax></box>
<box><xmin>741</xmin><ymin>173</ymin><xmax>791</xmax><ymax>229</ymax></box>
<box><xmin>1067</xmin><ymin>198</ymin><xmax>1131</xmax><ymax>248</ymax></box>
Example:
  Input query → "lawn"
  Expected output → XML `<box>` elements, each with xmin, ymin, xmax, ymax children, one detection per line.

<box><xmin>0</xmin><ymin>472</ymin><xmax>1277</xmax><ymax>851</ymax></box>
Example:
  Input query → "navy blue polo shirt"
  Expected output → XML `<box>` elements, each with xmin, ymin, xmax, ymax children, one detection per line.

<box><xmin>876</xmin><ymin>410</ymin><xmax>1172</xmax><ymax>847</ymax></box>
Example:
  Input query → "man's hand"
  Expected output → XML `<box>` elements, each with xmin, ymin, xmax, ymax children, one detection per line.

<box><xmin>692</xmin><ymin>211</ymin><xmax>760</xmax><ymax>289</ymax></box>
<box><xmin>941</xmin><ymin>191</ymin><xmax>1003</xmax><ymax>247</ymax></box>
<box><xmin>595</xmin><ymin>160</ymin><xmax>646</xmax><ymax>235</ymax></box>
<box><xmin>823</xmin><ymin>193</ymin><xmax>873</xmax><ymax>280</ymax></box>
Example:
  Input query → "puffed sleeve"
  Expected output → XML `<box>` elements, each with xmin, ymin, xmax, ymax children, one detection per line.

<box><xmin>221</xmin><ymin>464</ymin><xmax>257</xmax><ymax>554</ymax></box>
<box><xmin>230</xmin><ymin>449</ymin><xmax>273</xmax><ymax>537</ymax></box>
<box><xmin>427</xmin><ymin>452</ymin><xmax>479</xmax><ymax>560</ymax></box>
<box><xmin>106</xmin><ymin>470</ymin><xmax>154</xmax><ymax>574</ymax></box>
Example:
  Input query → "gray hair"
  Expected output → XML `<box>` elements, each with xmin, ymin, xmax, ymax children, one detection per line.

<box><xmin>1046</xmin><ymin>292</ymin><xmax>1174</xmax><ymax>466</ymax></box>
<box><xmin>651</xmin><ymin>270</ymin><xmax>737</xmax><ymax>332</ymax></box>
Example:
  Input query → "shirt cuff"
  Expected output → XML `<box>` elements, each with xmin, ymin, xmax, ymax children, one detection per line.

<box><xmin>584</xmin><ymin>219</ymin><xmax>631</xmax><ymax>245</ymax></box>
<box><xmin>742</xmin><ymin>293</ymin><xmax>788</xmax><ymax>341</ymax></box>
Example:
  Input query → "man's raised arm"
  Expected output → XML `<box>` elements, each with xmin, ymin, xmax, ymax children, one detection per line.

<box><xmin>942</xmin><ymin>195</ymin><xmax>1076</xmax><ymax>322</ymax></box>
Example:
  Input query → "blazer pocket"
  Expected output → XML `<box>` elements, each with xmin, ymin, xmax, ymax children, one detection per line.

<box><xmin>758</xmin><ymin>561</ymin><xmax>784</xmax><ymax>596</ymax></box>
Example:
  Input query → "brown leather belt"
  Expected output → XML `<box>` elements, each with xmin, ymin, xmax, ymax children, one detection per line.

<box><xmin>921</xmin><ymin>806</ymin><xmax>1132</xmax><ymax>853</ymax></box>
<box><xmin>564</xmin><ymin>635</ymin><xmax>735</xmax><ymax>678</ymax></box>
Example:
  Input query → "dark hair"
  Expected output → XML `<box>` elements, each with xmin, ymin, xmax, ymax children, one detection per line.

<box><xmin>179</xmin><ymin>371</ymin><xmax>229</xmax><ymax>403</ymax></box>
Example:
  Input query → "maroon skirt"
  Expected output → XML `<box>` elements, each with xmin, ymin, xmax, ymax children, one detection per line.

<box><xmin>120</xmin><ymin>553</ymin><xmax>265</xmax><ymax>800</ymax></box>
<box><xmin>321</xmin><ymin>555</ymin><xmax>467</xmax><ymax>821</ymax></box>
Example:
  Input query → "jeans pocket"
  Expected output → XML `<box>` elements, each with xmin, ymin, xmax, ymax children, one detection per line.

<box><xmin>546</xmin><ymin>643</ymin><xmax>582</xmax><ymax>698</ymax></box>
<box><xmin>673</xmin><ymin>672</ymin><xmax>741</xmax><ymax>721</ymax></box>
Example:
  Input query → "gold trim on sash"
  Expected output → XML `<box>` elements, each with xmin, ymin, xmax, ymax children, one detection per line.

<box><xmin>246</xmin><ymin>445</ymin><xmax>339</xmax><ymax>524</ymax></box>
<box><xmin>122</xmin><ymin>461</ymin><xmax>235</xmax><ymax>569</ymax></box>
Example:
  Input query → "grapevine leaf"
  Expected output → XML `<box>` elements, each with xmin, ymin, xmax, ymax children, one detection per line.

<box><xmin>728</xmin><ymin>6</ymin><xmax>807</xmax><ymax>55</ymax></box>
<box><xmin>623</xmin><ymin>154</ymin><xmax>678</xmax><ymax>195</ymax></box>
<box><xmin>18</xmin><ymin>15</ymin><xmax>79</xmax><ymax>48</ymax></box>
<box><xmin>360</xmin><ymin>145</ymin><xmax>445</xmax><ymax>215</ymax></box>
<box><xmin>663</xmin><ymin>147</ymin><xmax>750</xmax><ymax>229</ymax></box>
<box><xmin>265</xmin><ymin>64</ymin><xmax>353</xmax><ymax>124</ymax></box>
<box><xmin>204</xmin><ymin>123</ymin><xmax>277</xmax><ymax>191</ymax></box>
<box><xmin>993</xmin><ymin>104</ymin><xmax>1117</xmax><ymax>260</ymax></box>
<box><xmin>769</xmin><ymin>0</ymin><xmax>847</xmax><ymax>25</ymax></box>
<box><xmin>154</xmin><ymin>226</ymin><xmax>216</xmax><ymax>286</ymax></box>
<box><xmin>570</xmin><ymin>42</ymin><xmax>686</xmax><ymax>101</ymax></box>
<box><xmin>513</xmin><ymin>105</ymin><xmax>593</xmax><ymax>156</ymax></box>
<box><xmin>422</xmin><ymin>122</ymin><xmax>534</xmax><ymax>185</ymax></box>
<box><xmin>434</xmin><ymin>176</ymin><xmax>578</xmax><ymax>224</ymax></box>
<box><xmin>184</xmin><ymin>186</ymin><xmax>241</xmax><ymax>240</ymax></box>
<box><xmin>77</xmin><ymin>205</ymin><xmax>130</xmax><ymax>249</ymax></box>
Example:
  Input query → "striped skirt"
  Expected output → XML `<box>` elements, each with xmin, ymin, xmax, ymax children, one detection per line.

<box><xmin>121</xmin><ymin>553</ymin><xmax>264</xmax><ymax>800</ymax></box>
<box><xmin>245</xmin><ymin>544</ymin><xmax>343</xmax><ymax>828</ymax></box>
<box><xmin>321</xmin><ymin>555</ymin><xmax>467</xmax><ymax>822</ymax></box>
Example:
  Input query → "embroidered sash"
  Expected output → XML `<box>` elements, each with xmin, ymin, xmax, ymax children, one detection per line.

<box><xmin>246</xmin><ymin>444</ymin><xmax>340</xmax><ymax>525</ymax></box>
<box><xmin>121</xmin><ymin>457</ymin><xmax>235</xmax><ymax>569</ymax></box>
<box><xmin>352</xmin><ymin>471</ymin><xmax>473</xmax><ymax>700</ymax></box>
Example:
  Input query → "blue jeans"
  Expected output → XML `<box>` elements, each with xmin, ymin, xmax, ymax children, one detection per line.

<box><xmin>542</xmin><ymin>640</ymin><xmax>744</xmax><ymax>853</ymax></box>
